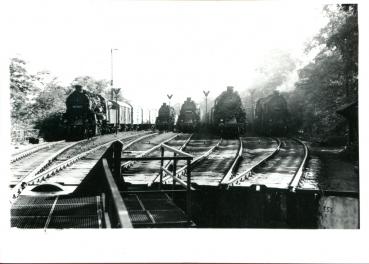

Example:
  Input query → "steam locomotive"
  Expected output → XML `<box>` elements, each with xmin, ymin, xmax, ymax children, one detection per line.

<box><xmin>176</xmin><ymin>97</ymin><xmax>200</xmax><ymax>132</ymax></box>
<box><xmin>64</xmin><ymin>85</ymin><xmax>156</xmax><ymax>140</ymax></box>
<box><xmin>155</xmin><ymin>103</ymin><xmax>175</xmax><ymax>131</ymax></box>
<box><xmin>210</xmin><ymin>86</ymin><xmax>246</xmax><ymax>137</ymax></box>
<box><xmin>254</xmin><ymin>90</ymin><xmax>289</xmax><ymax>136</ymax></box>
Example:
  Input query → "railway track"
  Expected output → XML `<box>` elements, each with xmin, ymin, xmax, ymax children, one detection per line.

<box><xmin>225</xmin><ymin>137</ymin><xmax>308</xmax><ymax>190</ymax></box>
<box><xmin>158</xmin><ymin>136</ymin><xmax>221</xmax><ymax>185</ymax></box>
<box><xmin>11</xmin><ymin>141</ymin><xmax>64</xmax><ymax>163</ymax></box>
<box><xmin>10</xmin><ymin>134</ymin><xmax>311</xmax><ymax>229</ymax></box>
<box><xmin>122</xmin><ymin>133</ymin><xmax>193</xmax><ymax>185</ymax></box>
<box><xmin>10</xmin><ymin>141</ymin><xmax>82</xmax><ymax>188</ymax></box>
<box><xmin>184</xmin><ymin>138</ymin><xmax>241</xmax><ymax>187</ymax></box>
<box><xmin>10</xmin><ymin>131</ymin><xmax>152</xmax><ymax>201</ymax></box>
<box><xmin>31</xmin><ymin>132</ymin><xmax>155</xmax><ymax>191</ymax></box>
<box><xmin>221</xmin><ymin>137</ymin><xmax>279</xmax><ymax>184</ymax></box>
<box><xmin>166</xmin><ymin>139</ymin><xmax>241</xmax><ymax>186</ymax></box>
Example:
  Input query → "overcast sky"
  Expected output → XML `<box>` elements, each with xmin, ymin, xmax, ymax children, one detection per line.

<box><xmin>6</xmin><ymin>0</ymin><xmax>329</xmax><ymax>108</ymax></box>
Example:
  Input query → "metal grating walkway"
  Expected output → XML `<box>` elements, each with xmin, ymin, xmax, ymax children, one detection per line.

<box><xmin>121</xmin><ymin>192</ymin><xmax>194</xmax><ymax>228</ymax></box>
<box><xmin>11</xmin><ymin>195</ymin><xmax>102</xmax><ymax>229</ymax></box>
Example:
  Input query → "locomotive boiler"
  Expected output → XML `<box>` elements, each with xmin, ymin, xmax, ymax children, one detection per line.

<box><xmin>64</xmin><ymin>84</ymin><xmax>157</xmax><ymax>140</ymax></box>
<box><xmin>211</xmin><ymin>86</ymin><xmax>246</xmax><ymax>137</ymax></box>
<box><xmin>254</xmin><ymin>90</ymin><xmax>289</xmax><ymax>136</ymax></box>
<box><xmin>64</xmin><ymin>85</ymin><xmax>107</xmax><ymax>140</ymax></box>
<box><xmin>155</xmin><ymin>103</ymin><xmax>175</xmax><ymax>131</ymax></box>
<box><xmin>176</xmin><ymin>97</ymin><xmax>200</xmax><ymax>132</ymax></box>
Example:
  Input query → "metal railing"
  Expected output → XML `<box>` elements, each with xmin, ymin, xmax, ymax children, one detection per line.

<box><xmin>157</xmin><ymin>139</ymin><xmax>222</xmax><ymax>184</ymax></box>
<box><xmin>100</xmin><ymin>139</ymin><xmax>195</xmax><ymax>227</ymax></box>
<box><xmin>121</xmin><ymin>142</ymin><xmax>194</xmax><ymax>220</ymax></box>
<box><xmin>101</xmin><ymin>158</ymin><xmax>132</xmax><ymax>228</ymax></box>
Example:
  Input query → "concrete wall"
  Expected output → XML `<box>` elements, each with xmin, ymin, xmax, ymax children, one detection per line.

<box><xmin>318</xmin><ymin>196</ymin><xmax>359</xmax><ymax>229</ymax></box>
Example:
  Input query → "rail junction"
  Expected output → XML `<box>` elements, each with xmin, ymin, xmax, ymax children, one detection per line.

<box><xmin>9</xmin><ymin>132</ymin><xmax>358</xmax><ymax>228</ymax></box>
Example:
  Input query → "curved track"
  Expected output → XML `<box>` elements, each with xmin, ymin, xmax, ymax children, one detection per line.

<box><xmin>228</xmin><ymin>138</ymin><xmax>307</xmax><ymax>189</ymax></box>
<box><xmin>159</xmin><ymin>136</ymin><xmax>221</xmax><ymax>185</ymax></box>
<box><xmin>11</xmin><ymin>141</ymin><xmax>64</xmax><ymax>163</ymax></box>
<box><xmin>10</xmin><ymin>141</ymin><xmax>79</xmax><ymax>187</ymax></box>
<box><xmin>122</xmin><ymin>133</ymin><xmax>192</xmax><ymax>185</ymax></box>
<box><xmin>37</xmin><ymin>133</ymin><xmax>153</xmax><ymax>190</ymax></box>
<box><xmin>222</xmin><ymin>137</ymin><xmax>279</xmax><ymax>184</ymax></box>
<box><xmin>10</xmin><ymin>131</ymin><xmax>151</xmax><ymax>201</ymax></box>
<box><xmin>189</xmin><ymin>139</ymin><xmax>241</xmax><ymax>186</ymax></box>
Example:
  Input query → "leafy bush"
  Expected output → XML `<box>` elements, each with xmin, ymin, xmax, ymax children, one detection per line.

<box><xmin>35</xmin><ymin>112</ymin><xmax>65</xmax><ymax>141</ymax></box>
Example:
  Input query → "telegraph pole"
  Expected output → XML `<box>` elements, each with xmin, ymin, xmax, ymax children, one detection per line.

<box><xmin>113</xmin><ymin>88</ymin><xmax>121</xmax><ymax>135</ymax></box>
<box><xmin>110</xmin><ymin>48</ymin><xmax>118</xmax><ymax>100</ymax></box>
<box><xmin>203</xmin><ymin>90</ymin><xmax>210</xmax><ymax>124</ymax></box>
<box><xmin>110</xmin><ymin>48</ymin><xmax>120</xmax><ymax>135</ymax></box>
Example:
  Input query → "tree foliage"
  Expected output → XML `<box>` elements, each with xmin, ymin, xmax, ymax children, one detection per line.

<box><xmin>288</xmin><ymin>4</ymin><xmax>358</xmax><ymax>143</ymax></box>
<box><xmin>239</xmin><ymin>5</ymin><xmax>358</xmax><ymax>143</ymax></box>
<box><xmin>9</xmin><ymin>58</ymin><xmax>37</xmax><ymax>127</ymax></box>
<box><xmin>9</xmin><ymin>59</ymin><xmax>112</xmax><ymax>140</ymax></box>
<box><xmin>71</xmin><ymin>76</ymin><xmax>110</xmax><ymax>95</ymax></box>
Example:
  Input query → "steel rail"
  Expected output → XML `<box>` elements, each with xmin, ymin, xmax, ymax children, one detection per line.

<box><xmin>10</xmin><ymin>132</ymin><xmax>153</xmax><ymax>202</ymax></box>
<box><xmin>160</xmin><ymin>138</ymin><xmax>222</xmax><ymax>184</ymax></box>
<box><xmin>11</xmin><ymin>131</ymin><xmax>121</xmax><ymax>163</ymax></box>
<box><xmin>148</xmin><ymin>134</ymin><xmax>193</xmax><ymax>186</ymax></box>
<box><xmin>11</xmin><ymin>141</ymin><xmax>64</xmax><ymax>163</ymax></box>
<box><xmin>220</xmin><ymin>137</ymin><xmax>243</xmax><ymax>185</ymax></box>
<box><xmin>288</xmin><ymin>138</ymin><xmax>309</xmax><ymax>192</ymax></box>
<box><xmin>121</xmin><ymin>133</ymin><xmax>180</xmax><ymax>169</ymax></box>
<box><xmin>223</xmin><ymin>137</ymin><xmax>281</xmax><ymax>188</ymax></box>
<box><xmin>28</xmin><ymin>133</ymin><xmax>154</xmax><ymax>185</ymax></box>
<box><xmin>11</xmin><ymin>141</ymin><xmax>83</xmax><ymax>200</ymax></box>
<box><xmin>161</xmin><ymin>167</ymin><xmax>195</xmax><ymax>190</ymax></box>
<box><xmin>120</xmin><ymin>133</ymin><xmax>158</xmax><ymax>153</ymax></box>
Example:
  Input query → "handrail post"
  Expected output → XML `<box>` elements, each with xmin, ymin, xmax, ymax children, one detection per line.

<box><xmin>186</xmin><ymin>158</ymin><xmax>192</xmax><ymax>223</ymax></box>
<box><xmin>113</xmin><ymin>141</ymin><xmax>123</xmax><ymax>186</ymax></box>
<box><xmin>159</xmin><ymin>146</ymin><xmax>164</xmax><ymax>190</ymax></box>
<box><xmin>172</xmin><ymin>152</ymin><xmax>177</xmax><ymax>198</ymax></box>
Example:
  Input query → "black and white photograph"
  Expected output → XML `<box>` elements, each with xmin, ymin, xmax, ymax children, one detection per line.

<box><xmin>0</xmin><ymin>0</ymin><xmax>368</xmax><ymax>262</ymax></box>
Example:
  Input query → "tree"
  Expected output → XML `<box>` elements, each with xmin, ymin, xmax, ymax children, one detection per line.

<box><xmin>289</xmin><ymin>4</ymin><xmax>358</xmax><ymax>142</ymax></box>
<box><xmin>10</xmin><ymin>57</ymin><xmax>69</xmax><ymax>139</ymax></box>
<box><xmin>71</xmin><ymin>76</ymin><xmax>110</xmax><ymax>95</ymax></box>
<box><xmin>9</xmin><ymin>57</ymin><xmax>37</xmax><ymax>128</ymax></box>
<box><xmin>309</xmin><ymin>4</ymin><xmax>358</xmax><ymax>100</ymax></box>
<box><xmin>32</xmin><ymin>77</ymin><xmax>67</xmax><ymax>120</ymax></box>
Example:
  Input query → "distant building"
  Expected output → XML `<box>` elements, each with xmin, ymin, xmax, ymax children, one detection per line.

<box><xmin>336</xmin><ymin>101</ymin><xmax>358</xmax><ymax>146</ymax></box>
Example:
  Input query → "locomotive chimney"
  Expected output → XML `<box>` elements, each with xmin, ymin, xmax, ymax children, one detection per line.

<box><xmin>227</xmin><ymin>86</ymin><xmax>234</xmax><ymax>93</ymax></box>
<box><xmin>187</xmin><ymin>97</ymin><xmax>191</xmax><ymax>101</ymax></box>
